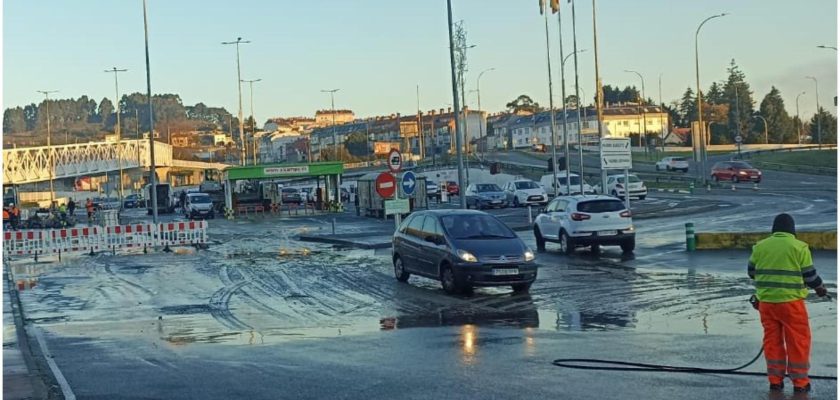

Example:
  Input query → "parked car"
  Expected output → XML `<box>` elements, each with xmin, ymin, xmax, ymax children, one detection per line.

<box><xmin>122</xmin><ymin>194</ymin><xmax>143</xmax><ymax>209</ymax></box>
<box><xmin>184</xmin><ymin>192</ymin><xmax>215</xmax><ymax>219</ymax></box>
<box><xmin>465</xmin><ymin>183</ymin><xmax>508</xmax><ymax>209</ymax></box>
<box><xmin>502</xmin><ymin>179</ymin><xmax>548</xmax><ymax>207</ymax></box>
<box><xmin>711</xmin><ymin>161</ymin><xmax>762</xmax><ymax>183</ymax></box>
<box><xmin>605</xmin><ymin>174</ymin><xmax>647</xmax><ymax>200</ymax></box>
<box><xmin>445</xmin><ymin>181</ymin><xmax>459</xmax><ymax>196</ymax></box>
<box><xmin>281</xmin><ymin>188</ymin><xmax>303</xmax><ymax>204</ymax></box>
<box><xmin>539</xmin><ymin>172</ymin><xmax>595</xmax><ymax>196</ymax></box>
<box><xmin>425</xmin><ymin>180</ymin><xmax>440</xmax><ymax>199</ymax></box>
<box><xmin>392</xmin><ymin>210</ymin><xmax>537</xmax><ymax>294</ymax></box>
<box><xmin>93</xmin><ymin>197</ymin><xmax>121</xmax><ymax>211</ymax></box>
<box><xmin>533</xmin><ymin>195</ymin><xmax>635</xmax><ymax>255</ymax></box>
<box><xmin>532</xmin><ymin>143</ymin><xmax>547</xmax><ymax>153</ymax></box>
<box><xmin>655</xmin><ymin>156</ymin><xmax>689</xmax><ymax>172</ymax></box>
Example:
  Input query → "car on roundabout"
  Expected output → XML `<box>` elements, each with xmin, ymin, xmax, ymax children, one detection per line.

<box><xmin>655</xmin><ymin>156</ymin><xmax>689</xmax><ymax>172</ymax></box>
<box><xmin>533</xmin><ymin>195</ymin><xmax>635</xmax><ymax>254</ymax></box>
<box><xmin>392</xmin><ymin>210</ymin><xmax>537</xmax><ymax>294</ymax></box>
<box><xmin>710</xmin><ymin>161</ymin><xmax>762</xmax><ymax>183</ymax></box>
<box><xmin>465</xmin><ymin>183</ymin><xmax>508</xmax><ymax>209</ymax></box>
<box><xmin>502</xmin><ymin>179</ymin><xmax>548</xmax><ymax>207</ymax></box>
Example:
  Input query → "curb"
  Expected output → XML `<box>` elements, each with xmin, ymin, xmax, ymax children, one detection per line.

<box><xmin>653</xmin><ymin>188</ymin><xmax>691</xmax><ymax>194</ymax></box>
<box><xmin>297</xmin><ymin>235</ymin><xmax>392</xmax><ymax>250</ymax></box>
<box><xmin>695</xmin><ymin>231</ymin><xmax>837</xmax><ymax>250</ymax></box>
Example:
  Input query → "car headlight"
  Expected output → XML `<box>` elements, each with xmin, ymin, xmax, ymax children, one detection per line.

<box><xmin>524</xmin><ymin>250</ymin><xmax>535</xmax><ymax>262</ymax></box>
<box><xmin>457</xmin><ymin>250</ymin><xmax>478</xmax><ymax>262</ymax></box>
<box><xmin>738</xmin><ymin>171</ymin><xmax>747</xmax><ymax>175</ymax></box>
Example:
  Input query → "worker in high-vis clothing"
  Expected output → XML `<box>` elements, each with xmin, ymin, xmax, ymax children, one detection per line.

<box><xmin>748</xmin><ymin>213</ymin><xmax>827</xmax><ymax>393</ymax></box>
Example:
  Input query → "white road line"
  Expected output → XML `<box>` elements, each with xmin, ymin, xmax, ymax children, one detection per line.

<box><xmin>31</xmin><ymin>326</ymin><xmax>76</xmax><ymax>400</ymax></box>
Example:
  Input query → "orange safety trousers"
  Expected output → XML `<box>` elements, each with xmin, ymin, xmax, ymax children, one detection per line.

<box><xmin>759</xmin><ymin>299</ymin><xmax>811</xmax><ymax>387</ymax></box>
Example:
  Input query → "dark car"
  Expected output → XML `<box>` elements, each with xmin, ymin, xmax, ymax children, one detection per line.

<box><xmin>123</xmin><ymin>194</ymin><xmax>142</xmax><ymax>209</ymax></box>
<box><xmin>465</xmin><ymin>183</ymin><xmax>508</xmax><ymax>209</ymax></box>
<box><xmin>711</xmin><ymin>161</ymin><xmax>762</xmax><ymax>183</ymax></box>
<box><xmin>392</xmin><ymin>210</ymin><xmax>537</xmax><ymax>294</ymax></box>
<box><xmin>281</xmin><ymin>188</ymin><xmax>302</xmax><ymax>204</ymax></box>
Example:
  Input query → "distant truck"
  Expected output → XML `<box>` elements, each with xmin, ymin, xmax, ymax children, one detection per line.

<box><xmin>144</xmin><ymin>183</ymin><xmax>176</xmax><ymax>214</ymax></box>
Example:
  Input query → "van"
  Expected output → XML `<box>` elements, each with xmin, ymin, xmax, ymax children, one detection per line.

<box><xmin>539</xmin><ymin>172</ymin><xmax>595</xmax><ymax>197</ymax></box>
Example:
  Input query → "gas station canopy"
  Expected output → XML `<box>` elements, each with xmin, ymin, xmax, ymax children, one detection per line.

<box><xmin>223</xmin><ymin>162</ymin><xmax>344</xmax><ymax>181</ymax></box>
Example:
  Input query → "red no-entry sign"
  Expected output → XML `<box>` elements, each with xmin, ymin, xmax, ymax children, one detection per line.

<box><xmin>375</xmin><ymin>172</ymin><xmax>397</xmax><ymax>198</ymax></box>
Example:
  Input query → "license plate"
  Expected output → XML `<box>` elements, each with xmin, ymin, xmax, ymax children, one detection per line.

<box><xmin>492</xmin><ymin>200</ymin><xmax>501</xmax><ymax>204</ymax></box>
<box><xmin>598</xmin><ymin>230</ymin><xmax>618</xmax><ymax>236</ymax></box>
<box><xmin>750</xmin><ymin>176</ymin><xmax>757</xmax><ymax>179</ymax></box>
<box><xmin>492</xmin><ymin>268</ymin><xmax>519</xmax><ymax>276</ymax></box>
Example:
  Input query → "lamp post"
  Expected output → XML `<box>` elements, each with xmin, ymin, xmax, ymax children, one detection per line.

<box><xmin>142</xmin><ymin>0</ymin><xmax>159</xmax><ymax>222</ymax></box>
<box><xmin>476</xmin><ymin>67</ymin><xmax>494</xmax><ymax>157</ymax></box>
<box><xmin>321</xmin><ymin>89</ymin><xmax>340</xmax><ymax>161</ymax></box>
<box><xmin>753</xmin><ymin>114</ymin><xmax>768</xmax><ymax>144</ymax></box>
<box><xmin>37</xmin><ymin>90</ymin><xmax>58</xmax><ymax>204</ymax></box>
<box><xmin>816</xmin><ymin>45</ymin><xmax>837</xmax><ymax>51</ymax></box>
<box><xmin>446</xmin><ymin>0</ymin><xmax>467</xmax><ymax>209</ymax></box>
<box><xmin>805</xmin><ymin>76</ymin><xmax>821</xmax><ymax>149</ymax></box>
<box><xmin>561</xmin><ymin>48</ymin><xmax>586</xmax><ymax>189</ymax></box>
<box><xmin>539</xmin><ymin>0</ymin><xmax>560</xmax><ymax>197</ymax></box>
<box><xmin>695</xmin><ymin>13</ymin><xmax>728</xmax><ymax>182</ymax></box>
<box><xmin>105</xmin><ymin>67</ymin><xmax>127</xmax><ymax>204</ymax></box>
<box><xmin>242</xmin><ymin>78</ymin><xmax>261</xmax><ymax>165</ymax></box>
<box><xmin>222</xmin><ymin>37</ymin><xmax>250</xmax><ymax>166</ymax></box>
<box><xmin>624</xmin><ymin>70</ymin><xmax>646</xmax><ymax>153</ymax></box>
<box><xmin>795</xmin><ymin>91</ymin><xmax>806</xmax><ymax>145</ymax></box>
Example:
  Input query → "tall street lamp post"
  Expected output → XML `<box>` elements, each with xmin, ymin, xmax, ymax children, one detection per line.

<box><xmin>805</xmin><ymin>76</ymin><xmax>821</xmax><ymax>149</ymax></box>
<box><xmin>321</xmin><ymin>89</ymin><xmax>340</xmax><ymax>161</ymax></box>
<box><xmin>695</xmin><ymin>13</ymin><xmax>728</xmax><ymax>183</ymax></box>
<box><xmin>222</xmin><ymin>37</ymin><xmax>250</xmax><ymax>166</ymax></box>
<box><xmin>37</xmin><ymin>90</ymin><xmax>58</xmax><ymax>204</ymax></box>
<box><xmin>242</xmin><ymin>78</ymin><xmax>262</xmax><ymax>165</ymax></box>
<box><xmin>562</xmin><ymin>48</ymin><xmax>586</xmax><ymax>190</ymax></box>
<box><xmin>816</xmin><ymin>45</ymin><xmax>837</xmax><ymax>51</ymax></box>
<box><xmin>106</xmin><ymin>67</ymin><xmax>127</xmax><ymax>204</ymax></box>
<box><xmin>753</xmin><ymin>114</ymin><xmax>768</xmax><ymax>144</ymax></box>
<box><xmin>624</xmin><ymin>70</ymin><xmax>646</xmax><ymax>154</ymax></box>
<box><xmin>142</xmin><ymin>0</ymin><xmax>159</xmax><ymax>222</ymax></box>
<box><xmin>446</xmin><ymin>0</ymin><xmax>467</xmax><ymax>209</ymax></box>
<box><xmin>476</xmin><ymin>67</ymin><xmax>494</xmax><ymax>157</ymax></box>
<box><xmin>795</xmin><ymin>91</ymin><xmax>806</xmax><ymax>145</ymax></box>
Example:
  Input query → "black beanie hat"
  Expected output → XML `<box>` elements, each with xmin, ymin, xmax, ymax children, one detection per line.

<box><xmin>771</xmin><ymin>213</ymin><xmax>796</xmax><ymax>235</ymax></box>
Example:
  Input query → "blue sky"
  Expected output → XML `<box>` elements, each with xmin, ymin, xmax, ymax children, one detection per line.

<box><xmin>3</xmin><ymin>0</ymin><xmax>837</xmax><ymax>123</ymax></box>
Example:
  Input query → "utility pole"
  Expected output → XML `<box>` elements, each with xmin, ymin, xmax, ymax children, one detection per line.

<box><xmin>476</xmin><ymin>68</ymin><xmax>494</xmax><ymax>157</ymax></box>
<box><xmin>37</xmin><ymin>90</ymin><xmax>58</xmax><ymax>204</ymax></box>
<box><xmin>321</xmin><ymin>89</ymin><xmax>340</xmax><ymax>161</ymax></box>
<box><xmin>540</xmin><ymin>1</ymin><xmax>560</xmax><ymax>197</ymax></box>
<box><xmin>242</xmin><ymin>78</ymin><xmax>262</xmax><ymax>164</ymax></box>
<box><xmin>796</xmin><ymin>91</ymin><xmax>805</xmax><ymax>145</ymax></box>
<box><xmin>695</xmin><ymin>13</ymin><xmax>728</xmax><ymax>182</ymax></box>
<box><xmin>143</xmin><ymin>0</ymin><xmax>158</xmax><ymax>222</ymax></box>
<box><xmin>625</xmin><ymin>70</ymin><xmax>646</xmax><ymax>154</ymax></box>
<box><xmin>446</xmin><ymin>0</ymin><xmax>466</xmax><ymax>209</ymax></box>
<box><xmin>806</xmin><ymin>76</ymin><xmax>821</xmax><ymax>149</ymax></box>
<box><xmin>222</xmin><ymin>37</ymin><xmax>250</xmax><ymax>166</ymax></box>
<box><xmin>417</xmin><ymin>84</ymin><xmax>424</xmax><ymax>160</ymax></box>
<box><xmin>589</xmin><ymin>0</ymin><xmax>607</xmax><ymax>192</ymax></box>
<box><xmin>753</xmin><ymin>115</ymin><xmax>768</xmax><ymax>144</ymax></box>
<box><xmin>659</xmin><ymin>73</ymin><xmax>664</xmax><ymax>152</ymax></box>
<box><xmin>557</xmin><ymin>5</ymin><xmax>572</xmax><ymax>192</ymax></box>
<box><xmin>106</xmin><ymin>67</ymin><xmax>128</xmax><ymax>204</ymax></box>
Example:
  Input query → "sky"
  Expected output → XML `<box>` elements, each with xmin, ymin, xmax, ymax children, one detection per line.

<box><xmin>2</xmin><ymin>0</ymin><xmax>838</xmax><ymax>125</ymax></box>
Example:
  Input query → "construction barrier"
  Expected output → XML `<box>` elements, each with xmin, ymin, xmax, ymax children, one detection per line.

<box><xmin>695</xmin><ymin>231</ymin><xmax>837</xmax><ymax>251</ymax></box>
<box><xmin>3</xmin><ymin>221</ymin><xmax>208</xmax><ymax>259</ymax></box>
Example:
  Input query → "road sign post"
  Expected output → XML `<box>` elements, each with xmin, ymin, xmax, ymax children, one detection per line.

<box><xmin>401</xmin><ymin>171</ymin><xmax>417</xmax><ymax>196</ymax></box>
<box><xmin>600</xmin><ymin>137</ymin><xmax>633</xmax><ymax>210</ymax></box>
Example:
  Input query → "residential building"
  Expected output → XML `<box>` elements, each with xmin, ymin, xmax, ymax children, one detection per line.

<box><xmin>504</xmin><ymin>110</ymin><xmax>596</xmax><ymax>149</ymax></box>
<box><xmin>601</xmin><ymin>103</ymin><xmax>668</xmax><ymax>139</ymax></box>
<box><xmin>315</xmin><ymin>109</ymin><xmax>355</xmax><ymax>127</ymax></box>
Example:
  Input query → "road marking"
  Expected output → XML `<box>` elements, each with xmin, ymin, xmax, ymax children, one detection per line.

<box><xmin>32</xmin><ymin>326</ymin><xmax>76</xmax><ymax>400</ymax></box>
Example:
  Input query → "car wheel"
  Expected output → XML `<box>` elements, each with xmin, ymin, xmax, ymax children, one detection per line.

<box><xmin>639</xmin><ymin>195</ymin><xmax>646</xmax><ymax>200</ymax></box>
<box><xmin>621</xmin><ymin>238</ymin><xmax>635</xmax><ymax>253</ymax></box>
<box><xmin>393</xmin><ymin>256</ymin><xmax>410</xmax><ymax>282</ymax></box>
<box><xmin>591</xmin><ymin>244</ymin><xmax>600</xmax><ymax>253</ymax></box>
<box><xmin>655</xmin><ymin>165</ymin><xmax>660</xmax><ymax>171</ymax></box>
<box><xmin>512</xmin><ymin>283</ymin><xmax>532</xmax><ymax>293</ymax></box>
<box><xmin>611</xmin><ymin>190</ymin><xmax>623</xmax><ymax>200</ymax></box>
<box><xmin>732</xmin><ymin>176</ymin><xmax>739</xmax><ymax>183</ymax></box>
<box><xmin>559</xmin><ymin>230</ymin><xmax>575</xmax><ymax>255</ymax></box>
<box><xmin>666</xmin><ymin>166</ymin><xmax>671</xmax><ymax>171</ymax></box>
<box><xmin>440</xmin><ymin>264</ymin><xmax>460</xmax><ymax>294</ymax></box>
<box><xmin>513</xmin><ymin>196</ymin><xmax>520</xmax><ymax>207</ymax></box>
<box><xmin>712</xmin><ymin>174</ymin><xmax>719</xmax><ymax>182</ymax></box>
<box><xmin>534</xmin><ymin>226</ymin><xmax>546</xmax><ymax>252</ymax></box>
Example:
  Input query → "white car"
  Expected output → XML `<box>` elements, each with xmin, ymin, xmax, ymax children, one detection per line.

<box><xmin>184</xmin><ymin>193</ymin><xmax>215</xmax><ymax>219</ymax></box>
<box><xmin>533</xmin><ymin>195</ymin><xmax>635</xmax><ymax>254</ymax></box>
<box><xmin>502</xmin><ymin>179</ymin><xmax>547</xmax><ymax>207</ymax></box>
<box><xmin>605</xmin><ymin>174</ymin><xmax>647</xmax><ymax>200</ymax></box>
<box><xmin>655</xmin><ymin>156</ymin><xmax>689</xmax><ymax>172</ymax></box>
<box><xmin>539</xmin><ymin>172</ymin><xmax>595</xmax><ymax>197</ymax></box>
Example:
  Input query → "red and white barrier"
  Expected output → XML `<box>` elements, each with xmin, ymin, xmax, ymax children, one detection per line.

<box><xmin>3</xmin><ymin>230</ymin><xmax>44</xmax><ymax>256</ymax></box>
<box><xmin>46</xmin><ymin>227</ymin><xmax>102</xmax><ymax>254</ymax></box>
<box><xmin>105</xmin><ymin>224</ymin><xmax>155</xmax><ymax>250</ymax></box>
<box><xmin>157</xmin><ymin>221</ymin><xmax>207</xmax><ymax>247</ymax></box>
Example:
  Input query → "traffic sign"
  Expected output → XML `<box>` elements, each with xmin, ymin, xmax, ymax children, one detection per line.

<box><xmin>735</xmin><ymin>135</ymin><xmax>743</xmax><ymax>144</ymax></box>
<box><xmin>601</xmin><ymin>154</ymin><xmax>632</xmax><ymax>169</ymax></box>
<box><xmin>401</xmin><ymin>171</ymin><xmax>417</xmax><ymax>196</ymax></box>
<box><xmin>385</xmin><ymin>198</ymin><xmax>410</xmax><ymax>215</ymax></box>
<box><xmin>600</xmin><ymin>137</ymin><xmax>632</xmax><ymax>169</ymax></box>
<box><xmin>375</xmin><ymin>172</ymin><xmax>397</xmax><ymax>198</ymax></box>
<box><xmin>600</xmin><ymin>137</ymin><xmax>631</xmax><ymax>153</ymax></box>
<box><xmin>387</xmin><ymin>149</ymin><xmax>402</xmax><ymax>173</ymax></box>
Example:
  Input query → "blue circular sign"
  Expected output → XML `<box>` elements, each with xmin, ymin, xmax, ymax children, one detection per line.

<box><xmin>401</xmin><ymin>171</ymin><xmax>417</xmax><ymax>195</ymax></box>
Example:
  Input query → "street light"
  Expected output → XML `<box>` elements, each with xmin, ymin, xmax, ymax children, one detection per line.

<box><xmin>752</xmin><ymin>114</ymin><xmax>768</xmax><ymax>144</ymax></box>
<box><xmin>476</xmin><ymin>67</ymin><xmax>494</xmax><ymax>155</ymax></box>
<box><xmin>241</xmin><ymin>78</ymin><xmax>262</xmax><ymax>165</ymax></box>
<box><xmin>695</xmin><ymin>12</ymin><xmax>728</xmax><ymax>183</ymax></box>
<box><xmin>817</xmin><ymin>45</ymin><xmax>837</xmax><ymax>51</ymax></box>
<box><xmin>222</xmin><ymin>37</ymin><xmax>251</xmax><ymax>166</ymax></box>
<box><xmin>805</xmin><ymin>76</ymin><xmax>821</xmax><ymax>149</ymax></box>
<box><xmin>105</xmin><ymin>67</ymin><xmax>127</xmax><ymax>204</ymax></box>
<box><xmin>142</xmin><ymin>0</ymin><xmax>159</xmax><ymax>222</ymax></box>
<box><xmin>321</xmin><ymin>89</ymin><xmax>340</xmax><ymax>161</ymax></box>
<box><xmin>796</xmin><ymin>91</ymin><xmax>806</xmax><ymax>145</ymax></box>
<box><xmin>37</xmin><ymin>90</ymin><xmax>58</xmax><ymax>204</ymax></box>
<box><xmin>624</xmin><ymin>69</ymin><xmax>647</xmax><ymax>153</ymax></box>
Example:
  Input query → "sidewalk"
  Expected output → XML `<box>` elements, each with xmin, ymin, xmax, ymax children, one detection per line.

<box><xmin>3</xmin><ymin>271</ymin><xmax>43</xmax><ymax>400</ymax></box>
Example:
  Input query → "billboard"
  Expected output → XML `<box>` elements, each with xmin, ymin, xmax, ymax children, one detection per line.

<box><xmin>374</xmin><ymin>142</ymin><xmax>400</xmax><ymax>156</ymax></box>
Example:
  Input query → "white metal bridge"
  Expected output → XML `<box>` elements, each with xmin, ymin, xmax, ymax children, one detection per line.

<box><xmin>3</xmin><ymin>140</ymin><xmax>228</xmax><ymax>185</ymax></box>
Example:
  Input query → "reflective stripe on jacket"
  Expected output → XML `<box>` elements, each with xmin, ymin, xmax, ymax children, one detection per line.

<box><xmin>748</xmin><ymin>232</ymin><xmax>817</xmax><ymax>303</ymax></box>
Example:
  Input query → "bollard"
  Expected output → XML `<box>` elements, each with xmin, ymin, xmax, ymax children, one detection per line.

<box><xmin>527</xmin><ymin>205</ymin><xmax>533</xmax><ymax>225</ymax></box>
<box><xmin>332</xmin><ymin>218</ymin><xmax>336</xmax><ymax>235</ymax></box>
<box><xmin>752</xmin><ymin>182</ymin><xmax>759</xmax><ymax>191</ymax></box>
<box><xmin>689</xmin><ymin>181</ymin><xmax>695</xmax><ymax>194</ymax></box>
<box><xmin>685</xmin><ymin>222</ymin><xmax>696</xmax><ymax>251</ymax></box>
<box><xmin>706</xmin><ymin>183</ymin><xmax>711</xmax><ymax>192</ymax></box>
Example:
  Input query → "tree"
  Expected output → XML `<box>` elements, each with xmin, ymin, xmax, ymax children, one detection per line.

<box><xmin>345</xmin><ymin>131</ymin><xmax>369</xmax><ymax>157</ymax></box>
<box><xmin>98</xmin><ymin>97</ymin><xmax>114</xmax><ymax>129</ymax></box>
<box><xmin>808</xmin><ymin>108</ymin><xmax>837</xmax><ymax>144</ymax></box>
<box><xmin>564</xmin><ymin>95</ymin><xmax>579</xmax><ymax>109</ymax></box>
<box><xmin>721</xmin><ymin>59</ymin><xmax>756</xmax><ymax>143</ymax></box>
<box><xmin>3</xmin><ymin>107</ymin><xmax>26</xmax><ymax>133</ymax></box>
<box><xmin>505</xmin><ymin>95</ymin><xmax>542</xmax><ymax>114</ymax></box>
<box><xmin>758</xmin><ymin>86</ymin><xmax>795</xmax><ymax>143</ymax></box>
<box><xmin>677</xmin><ymin>87</ymin><xmax>697</xmax><ymax>128</ymax></box>
<box><xmin>706</xmin><ymin>82</ymin><xmax>724</xmax><ymax>104</ymax></box>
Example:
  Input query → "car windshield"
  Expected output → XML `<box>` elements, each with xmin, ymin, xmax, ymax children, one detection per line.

<box><xmin>615</xmin><ymin>175</ymin><xmax>641</xmax><ymax>183</ymax></box>
<box><xmin>730</xmin><ymin>162</ymin><xmax>753</xmax><ymax>169</ymax></box>
<box><xmin>672</xmin><ymin>157</ymin><xmax>687</xmax><ymax>162</ymax></box>
<box><xmin>577</xmin><ymin>199</ymin><xmax>625</xmax><ymax>213</ymax></box>
<box><xmin>441</xmin><ymin>214</ymin><xmax>516</xmax><ymax>240</ymax></box>
<box><xmin>190</xmin><ymin>196</ymin><xmax>212</xmax><ymax>204</ymax></box>
<box><xmin>557</xmin><ymin>176</ymin><xmax>581</xmax><ymax>185</ymax></box>
<box><xmin>515</xmin><ymin>181</ymin><xmax>540</xmax><ymax>190</ymax></box>
<box><xmin>475</xmin><ymin>184</ymin><xmax>502</xmax><ymax>192</ymax></box>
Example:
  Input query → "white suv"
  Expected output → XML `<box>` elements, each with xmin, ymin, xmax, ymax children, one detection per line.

<box><xmin>605</xmin><ymin>174</ymin><xmax>647</xmax><ymax>200</ymax></box>
<box><xmin>655</xmin><ymin>157</ymin><xmax>689</xmax><ymax>172</ymax></box>
<box><xmin>533</xmin><ymin>195</ymin><xmax>635</xmax><ymax>254</ymax></box>
<box><xmin>539</xmin><ymin>172</ymin><xmax>595</xmax><ymax>197</ymax></box>
<box><xmin>502</xmin><ymin>179</ymin><xmax>547</xmax><ymax>207</ymax></box>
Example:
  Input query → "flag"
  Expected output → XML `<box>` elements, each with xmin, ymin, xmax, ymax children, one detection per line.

<box><xmin>539</xmin><ymin>0</ymin><xmax>545</xmax><ymax>14</ymax></box>
<box><xmin>550</xmin><ymin>0</ymin><xmax>560</xmax><ymax>13</ymax></box>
